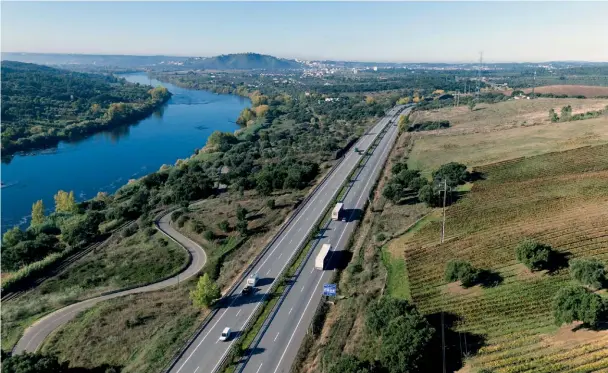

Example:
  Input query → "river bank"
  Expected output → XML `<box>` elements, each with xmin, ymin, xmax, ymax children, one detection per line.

<box><xmin>1</xmin><ymin>73</ymin><xmax>250</xmax><ymax>233</ymax></box>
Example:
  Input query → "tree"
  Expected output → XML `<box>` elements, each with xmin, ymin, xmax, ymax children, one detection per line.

<box><xmin>432</xmin><ymin>162</ymin><xmax>468</xmax><ymax>187</ymax></box>
<box><xmin>266</xmin><ymin>199</ymin><xmax>276</xmax><ymax>209</ymax></box>
<box><xmin>553</xmin><ymin>286</ymin><xmax>607</xmax><ymax>328</ymax></box>
<box><xmin>236</xmin><ymin>204</ymin><xmax>248</xmax><ymax>221</ymax></box>
<box><xmin>366</xmin><ymin>296</ymin><xmax>413</xmax><ymax>336</ymax></box>
<box><xmin>190</xmin><ymin>273</ymin><xmax>221</xmax><ymax>308</ymax></box>
<box><xmin>468</xmin><ymin>100</ymin><xmax>476</xmax><ymax>111</ymax></box>
<box><xmin>417</xmin><ymin>184</ymin><xmax>437</xmax><ymax>207</ymax></box>
<box><xmin>516</xmin><ymin>239</ymin><xmax>552</xmax><ymax>271</ymax></box>
<box><xmin>408</xmin><ymin>177</ymin><xmax>427</xmax><ymax>192</ymax></box>
<box><xmin>445</xmin><ymin>259</ymin><xmax>480</xmax><ymax>288</ymax></box>
<box><xmin>549</xmin><ymin>108</ymin><xmax>559</xmax><ymax>123</ymax></box>
<box><xmin>31</xmin><ymin>200</ymin><xmax>46</xmax><ymax>226</ymax></box>
<box><xmin>53</xmin><ymin>190</ymin><xmax>77</xmax><ymax>213</ymax></box>
<box><xmin>61</xmin><ymin>211</ymin><xmax>103</xmax><ymax>247</ymax></box>
<box><xmin>1</xmin><ymin>352</ymin><xmax>65</xmax><ymax>373</ymax></box>
<box><xmin>383</xmin><ymin>181</ymin><xmax>405</xmax><ymax>204</ymax></box>
<box><xmin>560</xmin><ymin>105</ymin><xmax>572</xmax><ymax>121</ymax></box>
<box><xmin>328</xmin><ymin>355</ymin><xmax>374</xmax><ymax>373</ymax></box>
<box><xmin>3</xmin><ymin>226</ymin><xmax>27</xmax><ymax>247</ymax></box>
<box><xmin>218</xmin><ymin>220</ymin><xmax>230</xmax><ymax>232</ymax></box>
<box><xmin>379</xmin><ymin>312</ymin><xmax>435</xmax><ymax>373</ymax></box>
<box><xmin>570</xmin><ymin>258</ymin><xmax>606</xmax><ymax>290</ymax></box>
<box><xmin>391</xmin><ymin>161</ymin><xmax>407</xmax><ymax>175</ymax></box>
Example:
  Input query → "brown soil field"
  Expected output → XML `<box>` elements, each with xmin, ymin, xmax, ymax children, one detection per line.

<box><xmin>502</xmin><ymin>85</ymin><xmax>608</xmax><ymax>97</ymax></box>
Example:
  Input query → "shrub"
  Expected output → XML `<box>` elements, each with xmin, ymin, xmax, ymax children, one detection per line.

<box><xmin>266</xmin><ymin>198</ymin><xmax>276</xmax><ymax>209</ymax></box>
<box><xmin>121</xmin><ymin>224</ymin><xmax>137</xmax><ymax>238</ymax></box>
<box><xmin>553</xmin><ymin>286</ymin><xmax>607</xmax><ymax>328</ymax></box>
<box><xmin>328</xmin><ymin>355</ymin><xmax>374</xmax><ymax>373</ymax></box>
<box><xmin>516</xmin><ymin>239</ymin><xmax>552</xmax><ymax>271</ymax></box>
<box><xmin>203</xmin><ymin>230</ymin><xmax>215</xmax><ymax>241</ymax></box>
<box><xmin>445</xmin><ymin>259</ymin><xmax>480</xmax><ymax>288</ymax></box>
<box><xmin>570</xmin><ymin>258</ymin><xmax>606</xmax><ymax>290</ymax></box>
<box><xmin>218</xmin><ymin>220</ymin><xmax>230</xmax><ymax>232</ymax></box>
<box><xmin>375</xmin><ymin>232</ymin><xmax>387</xmax><ymax>242</ymax></box>
<box><xmin>366</xmin><ymin>297</ymin><xmax>413</xmax><ymax>336</ymax></box>
<box><xmin>176</xmin><ymin>215</ymin><xmax>189</xmax><ymax>228</ymax></box>
<box><xmin>144</xmin><ymin>227</ymin><xmax>156</xmax><ymax>237</ymax></box>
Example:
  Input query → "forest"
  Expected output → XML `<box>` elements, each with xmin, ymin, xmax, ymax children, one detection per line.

<box><xmin>1</xmin><ymin>61</ymin><xmax>171</xmax><ymax>157</ymax></box>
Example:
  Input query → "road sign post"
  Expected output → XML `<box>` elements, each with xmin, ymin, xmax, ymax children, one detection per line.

<box><xmin>323</xmin><ymin>284</ymin><xmax>337</xmax><ymax>297</ymax></box>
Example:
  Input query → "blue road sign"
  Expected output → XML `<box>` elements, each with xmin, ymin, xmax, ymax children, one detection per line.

<box><xmin>323</xmin><ymin>283</ymin><xmax>337</xmax><ymax>297</ymax></box>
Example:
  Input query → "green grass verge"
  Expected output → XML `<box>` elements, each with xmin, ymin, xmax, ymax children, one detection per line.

<box><xmin>381</xmin><ymin>248</ymin><xmax>410</xmax><ymax>300</ymax></box>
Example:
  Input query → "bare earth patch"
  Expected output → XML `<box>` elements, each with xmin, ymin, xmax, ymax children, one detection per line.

<box><xmin>542</xmin><ymin>322</ymin><xmax>608</xmax><ymax>348</ymax></box>
<box><xmin>503</xmin><ymin>85</ymin><xmax>608</xmax><ymax>98</ymax></box>
<box><xmin>445</xmin><ymin>282</ymin><xmax>483</xmax><ymax>297</ymax></box>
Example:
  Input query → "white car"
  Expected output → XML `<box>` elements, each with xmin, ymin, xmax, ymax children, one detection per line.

<box><xmin>220</xmin><ymin>327</ymin><xmax>231</xmax><ymax>341</ymax></box>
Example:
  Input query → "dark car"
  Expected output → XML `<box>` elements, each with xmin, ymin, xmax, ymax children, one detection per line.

<box><xmin>241</xmin><ymin>285</ymin><xmax>254</xmax><ymax>295</ymax></box>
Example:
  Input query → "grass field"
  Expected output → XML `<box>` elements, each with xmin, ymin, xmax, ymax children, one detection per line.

<box><xmin>390</xmin><ymin>144</ymin><xmax>608</xmax><ymax>372</ymax></box>
<box><xmin>407</xmin><ymin>109</ymin><xmax>608</xmax><ymax>174</ymax></box>
<box><xmin>41</xmin><ymin>285</ymin><xmax>202</xmax><ymax>373</ymax></box>
<box><xmin>1</xmin><ymin>229</ymin><xmax>188</xmax><ymax>352</ymax></box>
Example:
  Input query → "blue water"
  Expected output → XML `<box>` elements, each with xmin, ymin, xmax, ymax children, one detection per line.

<box><xmin>1</xmin><ymin>73</ymin><xmax>250</xmax><ymax>233</ymax></box>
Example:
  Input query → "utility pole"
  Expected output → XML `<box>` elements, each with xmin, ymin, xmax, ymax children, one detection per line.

<box><xmin>531</xmin><ymin>69</ymin><xmax>537</xmax><ymax>99</ymax></box>
<box><xmin>441</xmin><ymin>179</ymin><xmax>447</xmax><ymax>243</ymax></box>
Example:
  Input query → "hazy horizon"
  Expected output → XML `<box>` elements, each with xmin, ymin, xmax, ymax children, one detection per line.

<box><xmin>2</xmin><ymin>1</ymin><xmax>608</xmax><ymax>63</ymax></box>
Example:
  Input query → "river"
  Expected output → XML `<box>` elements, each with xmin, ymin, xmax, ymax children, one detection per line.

<box><xmin>1</xmin><ymin>73</ymin><xmax>250</xmax><ymax>233</ymax></box>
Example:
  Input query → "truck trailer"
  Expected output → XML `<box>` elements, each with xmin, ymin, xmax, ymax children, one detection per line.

<box><xmin>332</xmin><ymin>203</ymin><xmax>344</xmax><ymax>221</ymax></box>
<box><xmin>315</xmin><ymin>243</ymin><xmax>332</xmax><ymax>270</ymax></box>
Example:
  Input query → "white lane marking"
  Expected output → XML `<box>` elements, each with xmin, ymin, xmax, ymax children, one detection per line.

<box><xmin>266</xmin><ymin>268</ymin><xmax>272</xmax><ymax>275</ymax></box>
<box><xmin>278</xmin><ymin>253</ymin><xmax>283</xmax><ymax>259</ymax></box>
<box><xmin>255</xmin><ymin>363</ymin><xmax>263</xmax><ymax>373</ymax></box>
<box><xmin>289</xmin><ymin>307</ymin><xmax>293</xmax><ymax>315</ymax></box>
<box><xmin>236</xmin><ymin>309</ymin><xmax>241</xmax><ymax>317</ymax></box>
<box><xmin>215</xmin><ymin>338</ymin><xmax>220</xmax><ymax>344</ymax></box>
<box><xmin>272</xmin><ymin>271</ymin><xmax>327</xmax><ymax>373</ymax></box>
<box><xmin>274</xmin><ymin>332</ymin><xmax>280</xmax><ymax>342</ymax></box>
<box><xmin>193</xmin><ymin>367</ymin><xmax>200</xmax><ymax>373</ymax></box>
<box><xmin>288</xmin><ymin>239</ymin><xmax>293</xmax><ymax>244</ymax></box>
<box><xmin>301</xmin><ymin>286</ymin><xmax>305</xmax><ymax>292</ymax></box>
<box><xmin>270</xmin><ymin>115</ymin><xmax>399</xmax><ymax>373</ymax></box>
<box><xmin>310</xmin><ymin>267</ymin><xmax>315</xmax><ymax>274</ymax></box>
<box><xmin>174</xmin><ymin>112</ymin><xmax>397</xmax><ymax>373</ymax></box>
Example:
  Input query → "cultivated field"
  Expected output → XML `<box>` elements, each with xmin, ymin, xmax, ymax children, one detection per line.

<box><xmin>389</xmin><ymin>145</ymin><xmax>608</xmax><ymax>372</ymax></box>
<box><xmin>503</xmin><ymin>85</ymin><xmax>608</xmax><ymax>98</ymax></box>
<box><xmin>406</xmin><ymin>99</ymin><xmax>608</xmax><ymax>173</ymax></box>
<box><xmin>408</xmin><ymin>98</ymin><xmax>608</xmax><ymax>133</ymax></box>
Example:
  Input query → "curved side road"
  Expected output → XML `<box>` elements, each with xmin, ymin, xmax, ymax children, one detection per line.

<box><xmin>13</xmin><ymin>211</ymin><xmax>207</xmax><ymax>354</ymax></box>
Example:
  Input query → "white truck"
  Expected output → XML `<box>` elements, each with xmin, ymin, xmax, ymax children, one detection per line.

<box><xmin>242</xmin><ymin>273</ymin><xmax>259</xmax><ymax>295</ymax></box>
<box><xmin>315</xmin><ymin>243</ymin><xmax>332</xmax><ymax>270</ymax></box>
<box><xmin>332</xmin><ymin>203</ymin><xmax>344</xmax><ymax>221</ymax></box>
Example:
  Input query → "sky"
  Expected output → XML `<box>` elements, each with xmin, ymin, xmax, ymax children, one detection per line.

<box><xmin>2</xmin><ymin>1</ymin><xmax>607</xmax><ymax>63</ymax></box>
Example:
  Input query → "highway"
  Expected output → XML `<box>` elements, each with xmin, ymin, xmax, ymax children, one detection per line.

<box><xmin>13</xmin><ymin>211</ymin><xmax>207</xmax><ymax>354</ymax></box>
<box><xmin>238</xmin><ymin>106</ymin><xmax>407</xmax><ymax>373</ymax></box>
<box><xmin>168</xmin><ymin>105</ymin><xmax>408</xmax><ymax>373</ymax></box>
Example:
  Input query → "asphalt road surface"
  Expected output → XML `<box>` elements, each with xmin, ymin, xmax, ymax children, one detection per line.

<box><xmin>168</xmin><ymin>105</ymin><xmax>408</xmax><ymax>373</ymax></box>
<box><xmin>238</xmin><ymin>107</ymin><xmax>407</xmax><ymax>373</ymax></box>
<box><xmin>13</xmin><ymin>211</ymin><xmax>207</xmax><ymax>354</ymax></box>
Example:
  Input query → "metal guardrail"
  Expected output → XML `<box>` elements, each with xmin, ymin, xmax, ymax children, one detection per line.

<box><xmin>161</xmin><ymin>151</ymin><xmax>349</xmax><ymax>373</ymax></box>
<box><xmin>226</xmin><ymin>111</ymin><xmax>399</xmax><ymax>373</ymax></box>
<box><xmin>162</xmin><ymin>107</ymin><xmax>403</xmax><ymax>373</ymax></box>
<box><xmin>232</xmin><ymin>129</ymin><xmax>387</xmax><ymax>373</ymax></box>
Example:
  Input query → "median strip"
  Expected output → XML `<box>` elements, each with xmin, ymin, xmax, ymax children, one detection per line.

<box><xmin>217</xmin><ymin>112</ymin><xmax>398</xmax><ymax>373</ymax></box>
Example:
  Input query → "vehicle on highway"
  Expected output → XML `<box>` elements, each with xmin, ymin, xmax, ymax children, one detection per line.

<box><xmin>219</xmin><ymin>327</ymin><xmax>231</xmax><ymax>341</ymax></box>
<box><xmin>247</xmin><ymin>273</ymin><xmax>259</xmax><ymax>287</ymax></box>
<box><xmin>241</xmin><ymin>285</ymin><xmax>254</xmax><ymax>295</ymax></box>
<box><xmin>332</xmin><ymin>202</ymin><xmax>344</xmax><ymax>221</ymax></box>
<box><xmin>315</xmin><ymin>243</ymin><xmax>332</xmax><ymax>270</ymax></box>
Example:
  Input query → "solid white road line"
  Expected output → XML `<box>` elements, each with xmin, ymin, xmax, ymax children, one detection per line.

<box><xmin>255</xmin><ymin>363</ymin><xmax>263</xmax><ymax>373</ymax></box>
<box><xmin>193</xmin><ymin>366</ymin><xmax>200</xmax><ymax>373</ymax></box>
<box><xmin>274</xmin><ymin>332</ymin><xmax>280</xmax><ymax>342</ymax></box>
<box><xmin>270</xmin><ymin>111</ymin><xmax>401</xmax><ymax>373</ymax></box>
<box><xmin>236</xmin><ymin>309</ymin><xmax>241</xmax><ymax>317</ymax></box>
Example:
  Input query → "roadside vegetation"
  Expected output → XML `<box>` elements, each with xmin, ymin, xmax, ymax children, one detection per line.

<box><xmin>1</xmin><ymin>71</ymin><xmax>399</xmax><ymax>370</ymax></box>
<box><xmin>1</xmin><ymin>61</ymin><xmax>171</xmax><ymax>157</ymax></box>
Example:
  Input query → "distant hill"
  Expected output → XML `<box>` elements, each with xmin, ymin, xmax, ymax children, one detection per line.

<box><xmin>1</xmin><ymin>52</ymin><xmax>303</xmax><ymax>71</ymax></box>
<box><xmin>182</xmin><ymin>53</ymin><xmax>303</xmax><ymax>70</ymax></box>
